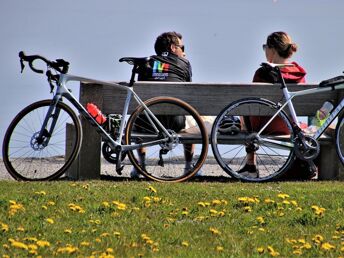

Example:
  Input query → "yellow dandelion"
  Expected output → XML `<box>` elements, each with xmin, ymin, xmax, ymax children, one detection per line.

<box><xmin>80</xmin><ymin>241</ymin><xmax>90</xmax><ymax>246</ymax></box>
<box><xmin>290</xmin><ymin>200</ymin><xmax>298</xmax><ymax>206</ymax></box>
<box><xmin>209</xmin><ymin>209</ymin><xmax>218</xmax><ymax>215</ymax></box>
<box><xmin>257</xmin><ymin>247</ymin><xmax>264</xmax><ymax>254</ymax></box>
<box><xmin>258</xmin><ymin>227</ymin><xmax>266</xmax><ymax>232</ymax></box>
<box><xmin>264</xmin><ymin>198</ymin><xmax>275</xmax><ymax>204</ymax></box>
<box><xmin>17</xmin><ymin>226</ymin><xmax>25</xmax><ymax>232</ymax></box>
<box><xmin>41</xmin><ymin>205</ymin><xmax>48</xmax><ymax>210</ymax></box>
<box><xmin>321</xmin><ymin>242</ymin><xmax>335</xmax><ymax>251</ymax></box>
<box><xmin>298</xmin><ymin>238</ymin><xmax>306</xmax><ymax>244</ymax></box>
<box><xmin>68</xmin><ymin>203</ymin><xmax>85</xmax><ymax>213</ymax></box>
<box><xmin>106</xmin><ymin>247</ymin><xmax>114</xmax><ymax>253</ymax></box>
<box><xmin>34</xmin><ymin>191</ymin><xmax>46</xmax><ymax>196</ymax></box>
<box><xmin>28</xmin><ymin>244</ymin><xmax>38</xmax><ymax>250</ymax></box>
<box><xmin>293</xmin><ymin>249</ymin><xmax>302</xmax><ymax>255</ymax></box>
<box><xmin>102</xmin><ymin>201</ymin><xmax>110</xmax><ymax>207</ymax></box>
<box><xmin>3</xmin><ymin>244</ymin><xmax>10</xmax><ymax>250</ymax></box>
<box><xmin>267</xmin><ymin>245</ymin><xmax>280</xmax><ymax>256</ymax></box>
<box><xmin>256</xmin><ymin>216</ymin><xmax>265</xmax><ymax>224</ymax></box>
<box><xmin>100</xmin><ymin>232</ymin><xmax>110</xmax><ymax>237</ymax></box>
<box><xmin>286</xmin><ymin>238</ymin><xmax>297</xmax><ymax>244</ymax></box>
<box><xmin>46</xmin><ymin>218</ymin><xmax>54</xmax><ymax>224</ymax></box>
<box><xmin>113</xmin><ymin>231</ymin><xmax>121</xmax><ymax>237</ymax></box>
<box><xmin>182</xmin><ymin>241</ymin><xmax>189</xmax><ymax>247</ymax></box>
<box><xmin>282</xmin><ymin>200</ymin><xmax>290</xmax><ymax>205</ymax></box>
<box><xmin>218</xmin><ymin>211</ymin><xmax>225</xmax><ymax>217</ymax></box>
<box><xmin>302</xmin><ymin>243</ymin><xmax>312</xmax><ymax>249</ymax></box>
<box><xmin>47</xmin><ymin>201</ymin><xmax>55</xmax><ymax>206</ymax></box>
<box><xmin>143</xmin><ymin>196</ymin><xmax>151</xmax><ymax>202</ymax></box>
<box><xmin>11</xmin><ymin>240</ymin><xmax>28</xmax><ymax>250</ymax></box>
<box><xmin>1</xmin><ymin>222</ymin><xmax>9</xmax><ymax>232</ymax></box>
<box><xmin>198</xmin><ymin>202</ymin><xmax>206</xmax><ymax>207</ymax></box>
<box><xmin>209</xmin><ymin>227</ymin><xmax>221</xmax><ymax>235</ymax></box>
<box><xmin>312</xmin><ymin>234</ymin><xmax>324</xmax><ymax>244</ymax></box>
<box><xmin>277</xmin><ymin>193</ymin><xmax>290</xmax><ymax>199</ymax></box>
<box><xmin>147</xmin><ymin>185</ymin><xmax>157</xmax><ymax>193</ymax></box>
<box><xmin>57</xmin><ymin>245</ymin><xmax>79</xmax><ymax>254</ymax></box>
<box><xmin>216</xmin><ymin>246</ymin><xmax>224</xmax><ymax>252</ymax></box>
<box><xmin>64</xmin><ymin>228</ymin><xmax>72</xmax><ymax>234</ymax></box>
<box><xmin>244</xmin><ymin>206</ymin><xmax>252</xmax><ymax>212</ymax></box>
<box><xmin>212</xmin><ymin>199</ymin><xmax>222</xmax><ymax>206</ymax></box>
<box><xmin>221</xmin><ymin>199</ymin><xmax>228</xmax><ymax>205</ymax></box>
<box><xmin>95</xmin><ymin>238</ymin><xmax>102</xmax><ymax>243</ymax></box>
<box><xmin>117</xmin><ymin>203</ymin><xmax>127</xmax><ymax>210</ymax></box>
<box><xmin>36</xmin><ymin>240</ymin><xmax>50</xmax><ymax>247</ymax></box>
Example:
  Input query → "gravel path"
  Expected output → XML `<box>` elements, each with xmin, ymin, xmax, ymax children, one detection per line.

<box><xmin>0</xmin><ymin>158</ymin><xmax>230</xmax><ymax>181</ymax></box>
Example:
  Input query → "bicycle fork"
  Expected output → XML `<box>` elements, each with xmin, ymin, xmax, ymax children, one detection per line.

<box><xmin>34</xmin><ymin>97</ymin><xmax>62</xmax><ymax>149</ymax></box>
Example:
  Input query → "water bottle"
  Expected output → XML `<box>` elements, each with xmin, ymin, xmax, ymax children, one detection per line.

<box><xmin>313</xmin><ymin>101</ymin><xmax>334</xmax><ymax>127</ymax></box>
<box><xmin>86</xmin><ymin>103</ymin><xmax>107</xmax><ymax>125</ymax></box>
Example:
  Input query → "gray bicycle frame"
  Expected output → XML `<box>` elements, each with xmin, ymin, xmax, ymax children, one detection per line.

<box><xmin>41</xmin><ymin>73</ymin><xmax>173</xmax><ymax>153</ymax></box>
<box><xmin>256</xmin><ymin>83</ymin><xmax>344</xmax><ymax>149</ymax></box>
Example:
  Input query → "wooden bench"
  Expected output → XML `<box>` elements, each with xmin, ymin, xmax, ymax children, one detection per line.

<box><xmin>66</xmin><ymin>82</ymin><xmax>343</xmax><ymax>180</ymax></box>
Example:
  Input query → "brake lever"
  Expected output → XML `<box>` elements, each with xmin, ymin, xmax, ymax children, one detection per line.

<box><xmin>20</xmin><ymin>58</ymin><xmax>25</xmax><ymax>73</ymax></box>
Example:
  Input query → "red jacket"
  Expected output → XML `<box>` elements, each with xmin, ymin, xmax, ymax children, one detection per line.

<box><xmin>249</xmin><ymin>62</ymin><xmax>307</xmax><ymax>134</ymax></box>
<box><xmin>253</xmin><ymin>62</ymin><xmax>306</xmax><ymax>83</ymax></box>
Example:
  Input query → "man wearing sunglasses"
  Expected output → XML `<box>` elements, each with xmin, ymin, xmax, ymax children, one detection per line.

<box><xmin>131</xmin><ymin>31</ymin><xmax>194</xmax><ymax>178</ymax></box>
<box><xmin>138</xmin><ymin>31</ymin><xmax>191</xmax><ymax>81</ymax></box>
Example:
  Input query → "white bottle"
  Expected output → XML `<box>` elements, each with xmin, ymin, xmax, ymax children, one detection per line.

<box><xmin>314</xmin><ymin>101</ymin><xmax>334</xmax><ymax>126</ymax></box>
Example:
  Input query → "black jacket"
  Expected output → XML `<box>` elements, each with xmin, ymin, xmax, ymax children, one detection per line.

<box><xmin>138</xmin><ymin>52</ymin><xmax>192</xmax><ymax>82</ymax></box>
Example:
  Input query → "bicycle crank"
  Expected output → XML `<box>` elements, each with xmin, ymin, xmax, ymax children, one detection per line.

<box><xmin>294</xmin><ymin>135</ymin><xmax>320</xmax><ymax>161</ymax></box>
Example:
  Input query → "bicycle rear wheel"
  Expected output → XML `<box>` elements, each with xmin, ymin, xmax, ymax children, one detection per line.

<box><xmin>2</xmin><ymin>100</ymin><xmax>82</xmax><ymax>180</ymax></box>
<box><xmin>125</xmin><ymin>97</ymin><xmax>208</xmax><ymax>182</ymax></box>
<box><xmin>211</xmin><ymin>98</ymin><xmax>295</xmax><ymax>182</ymax></box>
<box><xmin>336</xmin><ymin>116</ymin><xmax>344</xmax><ymax>165</ymax></box>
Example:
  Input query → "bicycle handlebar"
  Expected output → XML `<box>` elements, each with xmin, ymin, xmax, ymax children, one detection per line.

<box><xmin>19</xmin><ymin>51</ymin><xmax>70</xmax><ymax>74</ymax></box>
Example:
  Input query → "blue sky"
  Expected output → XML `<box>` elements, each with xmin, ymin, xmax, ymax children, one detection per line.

<box><xmin>1</xmin><ymin>0</ymin><xmax>344</xmax><ymax>145</ymax></box>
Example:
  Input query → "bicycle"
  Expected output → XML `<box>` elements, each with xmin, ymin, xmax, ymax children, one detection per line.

<box><xmin>211</xmin><ymin>62</ymin><xmax>344</xmax><ymax>182</ymax></box>
<box><xmin>2</xmin><ymin>51</ymin><xmax>208</xmax><ymax>182</ymax></box>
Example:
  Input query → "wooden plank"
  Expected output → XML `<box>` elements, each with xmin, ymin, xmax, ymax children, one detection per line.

<box><xmin>89</xmin><ymin>82</ymin><xmax>341</xmax><ymax>116</ymax></box>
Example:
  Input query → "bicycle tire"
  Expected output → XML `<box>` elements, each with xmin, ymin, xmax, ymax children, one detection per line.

<box><xmin>125</xmin><ymin>96</ymin><xmax>208</xmax><ymax>182</ymax></box>
<box><xmin>2</xmin><ymin>99</ymin><xmax>82</xmax><ymax>180</ymax></box>
<box><xmin>335</xmin><ymin>115</ymin><xmax>344</xmax><ymax>165</ymax></box>
<box><xmin>211</xmin><ymin>97</ymin><xmax>295</xmax><ymax>182</ymax></box>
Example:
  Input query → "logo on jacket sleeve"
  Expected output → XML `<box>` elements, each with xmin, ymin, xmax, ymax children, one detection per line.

<box><xmin>152</xmin><ymin>61</ymin><xmax>169</xmax><ymax>80</ymax></box>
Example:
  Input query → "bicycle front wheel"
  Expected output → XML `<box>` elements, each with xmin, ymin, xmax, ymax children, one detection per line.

<box><xmin>2</xmin><ymin>100</ymin><xmax>82</xmax><ymax>180</ymax></box>
<box><xmin>211</xmin><ymin>98</ymin><xmax>295</xmax><ymax>182</ymax></box>
<box><xmin>125</xmin><ymin>97</ymin><xmax>208</xmax><ymax>182</ymax></box>
<box><xmin>336</xmin><ymin>116</ymin><xmax>344</xmax><ymax>165</ymax></box>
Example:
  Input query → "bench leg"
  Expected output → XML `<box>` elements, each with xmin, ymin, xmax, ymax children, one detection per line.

<box><xmin>318</xmin><ymin>143</ymin><xmax>339</xmax><ymax>180</ymax></box>
<box><xmin>65</xmin><ymin>121</ymin><xmax>101</xmax><ymax>180</ymax></box>
<box><xmin>78</xmin><ymin>117</ymin><xmax>101</xmax><ymax>180</ymax></box>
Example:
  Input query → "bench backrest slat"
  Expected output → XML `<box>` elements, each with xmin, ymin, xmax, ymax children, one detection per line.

<box><xmin>80</xmin><ymin>82</ymin><xmax>342</xmax><ymax>116</ymax></box>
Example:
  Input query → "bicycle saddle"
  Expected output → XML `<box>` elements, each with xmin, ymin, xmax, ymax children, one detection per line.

<box><xmin>119</xmin><ymin>57</ymin><xmax>150</xmax><ymax>66</ymax></box>
<box><xmin>319</xmin><ymin>75</ymin><xmax>344</xmax><ymax>88</ymax></box>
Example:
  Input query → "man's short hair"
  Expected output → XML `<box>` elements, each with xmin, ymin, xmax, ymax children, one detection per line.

<box><xmin>154</xmin><ymin>31</ymin><xmax>182</xmax><ymax>55</ymax></box>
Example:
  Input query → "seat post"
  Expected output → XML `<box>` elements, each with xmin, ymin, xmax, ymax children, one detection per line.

<box><xmin>129</xmin><ymin>65</ymin><xmax>138</xmax><ymax>87</ymax></box>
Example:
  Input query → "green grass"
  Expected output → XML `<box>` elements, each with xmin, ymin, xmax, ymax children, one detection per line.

<box><xmin>1</xmin><ymin>180</ymin><xmax>344</xmax><ymax>257</ymax></box>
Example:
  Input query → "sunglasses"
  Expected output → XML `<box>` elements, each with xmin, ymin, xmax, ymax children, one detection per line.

<box><xmin>175</xmin><ymin>44</ymin><xmax>185</xmax><ymax>52</ymax></box>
